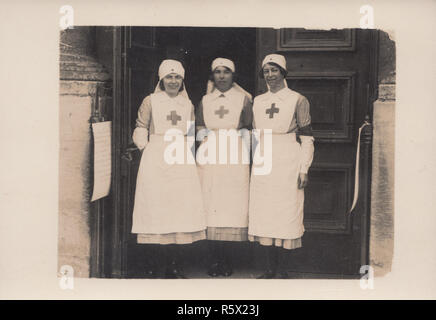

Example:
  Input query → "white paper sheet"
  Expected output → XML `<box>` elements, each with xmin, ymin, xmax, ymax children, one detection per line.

<box><xmin>91</xmin><ymin>121</ymin><xmax>112</xmax><ymax>201</ymax></box>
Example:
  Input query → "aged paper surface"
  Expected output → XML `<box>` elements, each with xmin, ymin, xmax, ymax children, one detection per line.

<box><xmin>1</xmin><ymin>0</ymin><xmax>435</xmax><ymax>299</ymax></box>
<box><xmin>91</xmin><ymin>121</ymin><xmax>112</xmax><ymax>201</ymax></box>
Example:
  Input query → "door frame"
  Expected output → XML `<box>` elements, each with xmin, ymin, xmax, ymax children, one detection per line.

<box><xmin>360</xmin><ymin>29</ymin><xmax>379</xmax><ymax>269</ymax></box>
<box><xmin>105</xmin><ymin>26</ymin><xmax>126</xmax><ymax>278</ymax></box>
<box><xmin>91</xmin><ymin>27</ymin><xmax>379</xmax><ymax>278</ymax></box>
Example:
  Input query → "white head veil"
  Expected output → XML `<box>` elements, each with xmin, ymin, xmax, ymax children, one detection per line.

<box><xmin>261</xmin><ymin>54</ymin><xmax>288</xmax><ymax>91</ymax></box>
<box><xmin>206</xmin><ymin>57</ymin><xmax>252</xmax><ymax>102</ymax></box>
<box><xmin>154</xmin><ymin>59</ymin><xmax>190</xmax><ymax>99</ymax></box>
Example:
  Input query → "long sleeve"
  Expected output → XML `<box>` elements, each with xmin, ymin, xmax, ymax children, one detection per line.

<box><xmin>295</xmin><ymin>95</ymin><xmax>315</xmax><ymax>174</ymax></box>
<box><xmin>195</xmin><ymin>99</ymin><xmax>208</xmax><ymax>144</ymax></box>
<box><xmin>238</xmin><ymin>96</ymin><xmax>253</xmax><ymax>130</ymax></box>
<box><xmin>188</xmin><ymin>103</ymin><xmax>196</xmax><ymax>137</ymax></box>
<box><xmin>195</xmin><ymin>99</ymin><xmax>206</xmax><ymax>131</ymax></box>
<box><xmin>132</xmin><ymin>96</ymin><xmax>152</xmax><ymax>150</ymax></box>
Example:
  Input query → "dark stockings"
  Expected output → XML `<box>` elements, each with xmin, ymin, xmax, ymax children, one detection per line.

<box><xmin>161</xmin><ymin>244</ymin><xmax>180</xmax><ymax>267</ymax></box>
<box><xmin>258</xmin><ymin>244</ymin><xmax>278</xmax><ymax>273</ymax></box>
<box><xmin>161</xmin><ymin>244</ymin><xmax>186</xmax><ymax>278</ymax></box>
<box><xmin>257</xmin><ymin>245</ymin><xmax>290</xmax><ymax>278</ymax></box>
<box><xmin>139</xmin><ymin>244</ymin><xmax>159</xmax><ymax>278</ymax></box>
<box><xmin>209</xmin><ymin>241</ymin><xmax>230</xmax><ymax>264</ymax></box>
<box><xmin>208</xmin><ymin>240</ymin><xmax>233</xmax><ymax>276</ymax></box>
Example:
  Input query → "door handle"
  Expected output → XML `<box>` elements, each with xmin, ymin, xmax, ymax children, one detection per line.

<box><xmin>121</xmin><ymin>145</ymin><xmax>139</xmax><ymax>177</ymax></box>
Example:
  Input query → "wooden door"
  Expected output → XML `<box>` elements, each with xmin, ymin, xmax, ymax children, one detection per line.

<box><xmin>109</xmin><ymin>26</ymin><xmax>162</xmax><ymax>278</ymax></box>
<box><xmin>108</xmin><ymin>27</ymin><xmax>376</xmax><ymax>278</ymax></box>
<box><xmin>256</xmin><ymin>28</ymin><xmax>377</xmax><ymax>276</ymax></box>
<box><xmin>111</xmin><ymin>26</ymin><xmax>215</xmax><ymax>277</ymax></box>
<box><xmin>110</xmin><ymin>26</ymin><xmax>259</xmax><ymax>277</ymax></box>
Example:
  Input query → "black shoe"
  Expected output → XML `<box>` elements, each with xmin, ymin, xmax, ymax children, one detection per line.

<box><xmin>165</xmin><ymin>263</ymin><xmax>187</xmax><ymax>279</ymax></box>
<box><xmin>220</xmin><ymin>262</ymin><xmax>233</xmax><ymax>277</ymax></box>
<box><xmin>256</xmin><ymin>269</ymin><xmax>276</xmax><ymax>279</ymax></box>
<box><xmin>207</xmin><ymin>262</ymin><xmax>221</xmax><ymax>277</ymax></box>
<box><xmin>143</xmin><ymin>269</ymin><xmax>157</xmax><ymax>279</ymax></box>
<box><xmin>164</xmin><ymin>268</ymin><xmax>187</xmax><ymax>279</ymax></box>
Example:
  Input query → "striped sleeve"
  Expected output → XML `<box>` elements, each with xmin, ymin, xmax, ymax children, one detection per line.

<box><xmin>136</xmin><ymin>96</ymin><xmax>152</xmax><ymax>129</ymax></box>
<box><xmin>296</xmin><ymin>95</ymin><xmax>314</xmax><ymax>174</ymax></box>
<box><xmin>132</xmin><ymin>95</ymin><xmax>152</xmax><ymax>150</ymax></box>
<box><xmin>195</xmin><ymin>99</ymin><xmax>206</xmax><ymax>129</ymax></box>
<box><xmin>296</xmin><ymin>95</ymin><xmax>313</xmax><ymax>136</ymax></box>
<box><xmin>238</xmin><ymin>96</ymin><xmax>253</xmax><ymax>130</ymax></box>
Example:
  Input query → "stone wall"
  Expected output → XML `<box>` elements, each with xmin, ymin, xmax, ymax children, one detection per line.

<box><xmin>58</xmin><ymin>27</ymin><xmax>110</xmax><ymax>277</ymax></box>
<box><xmin>370</xmin><ymin>30</ymin><xmax>396</xmax><ymax>276</ymax></box>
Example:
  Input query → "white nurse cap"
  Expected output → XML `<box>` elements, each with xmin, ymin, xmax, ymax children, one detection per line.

<box><xmin>261</xmin><ymin>54</ymin><xmax>288</xmax><ymax>91</ymax></box>
<box><xmin>211</xmin><ymin>57</ymin><xmax>235</xmax><ymax>73</ymax></box>
<box><xmin>262</xmin><ymin>54</ymin><xmax>287</xmax><ymax>70</ymax></box>
<box><xmin>206</xmin><ymin>57</ymin><xmax>252</xmax><ymax>101</ymax></box>
<box><xmin>158</xmin><ymin>59</ymin><xmax>185</xmax><ymax>80</ymax></box>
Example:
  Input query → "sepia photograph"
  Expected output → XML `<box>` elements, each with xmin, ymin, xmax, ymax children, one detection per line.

<box><xmin>59</xmin><ymin>26</ymin><xmax>394</xmax><ymax>280</ymax></box>
<box><xmin>1</xmin><ymin>0</ymin><xmax>435</xmax><ymax>301</ymax></box>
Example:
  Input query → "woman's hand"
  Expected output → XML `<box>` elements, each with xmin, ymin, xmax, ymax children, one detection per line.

<box><xmin>132</xmin><ymin>127</ymin><xmax>148</xmax><ymax>150</ymax></box>
<box><xmin>298</xmin><ymin>173</ymin><xmax>308</xmax><ymax>189</ymax></box>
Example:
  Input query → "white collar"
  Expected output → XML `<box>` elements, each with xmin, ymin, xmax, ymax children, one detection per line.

<box><xmin>210</xmin><ymin>86</ymin><xmax>236</xmax><ymax>100</ymax></box>
<box><xmin>155</xmin><ymin>90</ymin><xmax>189</xmax><ymax>105</ymax></box>
<box><xmin>267</xmin><ymin>87</ymin><xmax>292</xmax><ymax>101</ymax></box>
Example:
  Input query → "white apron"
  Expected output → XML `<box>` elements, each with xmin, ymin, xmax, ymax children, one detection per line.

<box><xmin>248</xmin><ymin>88</ymin><xmax>305</xmax><ymax>240</ymax></box>
<box><xmin>196</xmin><ymin>89</ymin><xmax>250</xmax><ymax>228</ymax></box>
<box><xmin>131</xmin><ymin>91</ymin><xmax>206</xmax><ymax>234</ymax></box>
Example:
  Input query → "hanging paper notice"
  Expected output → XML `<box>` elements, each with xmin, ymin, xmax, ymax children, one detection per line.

<box><xmin>91</xmin><ymin>121</ymin><xmax>112</xmax><ymax>201</ymax></box>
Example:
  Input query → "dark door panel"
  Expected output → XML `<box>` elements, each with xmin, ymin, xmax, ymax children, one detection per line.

<box><xmin>257</xmin><ymin>28</ymin><xmax>375</xmax><ymax>276</ymax></box>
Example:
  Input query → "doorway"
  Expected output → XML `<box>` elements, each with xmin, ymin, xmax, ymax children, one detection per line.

<box><xmin>106</xmin><ymin>26</ymin><xmax>376</xmax><ymax>279</ymax></box>
<box><xmin>119</xmin><ymin>27</ymin><xmax>258</xmax><ymax>278</ymax></box>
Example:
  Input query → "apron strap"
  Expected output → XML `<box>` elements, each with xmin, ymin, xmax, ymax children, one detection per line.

<box><xmin>349</xmin><ymin>120</ymin><xmax>370</xmax><ymax>214</ymax></box>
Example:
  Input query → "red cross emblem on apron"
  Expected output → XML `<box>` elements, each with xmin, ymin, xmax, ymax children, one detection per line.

<box><xmin>215</xmin><ymin>105</ymin><xmax>229</xmax><ymax>119</ymax></box>
<box><xmin>166</xmin><ymin>110</ymin><xmax>182</xmax><ymax>125</ymax></box>
<box><xmin>265</xmin><ymin>103</ymin><xmax>280</xmax><ymax>118</ymax></box>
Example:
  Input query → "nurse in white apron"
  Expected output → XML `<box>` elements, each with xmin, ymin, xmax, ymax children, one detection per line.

<box><xmin>196</xmin><ymin>58</ymin><xmax>253</xmax><ymax>277</ymax></box>
<box><xmin>131</xmin><ymin>59</ymin><xmax>206</xmax><ymax>278</ymax></box>
<box><xmin>248</xmin><ymin>54</ymin><xmax>315</xmax><ymax>279</ymax></box>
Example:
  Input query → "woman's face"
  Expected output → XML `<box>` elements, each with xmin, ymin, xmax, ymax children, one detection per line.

<box><xmin>213</xmin><ymin>66</ymin><xmax>233</xmax><ymax>92</ymax></box>
<box><xmin>263</xmin><ymin>63</ymin><xmax>284</xmax><ymax>89</ymax></box>
<box><xmin>162</xmin><ymin>73</ymin><xmax>183</xmax><ymax>96</ymax></box>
